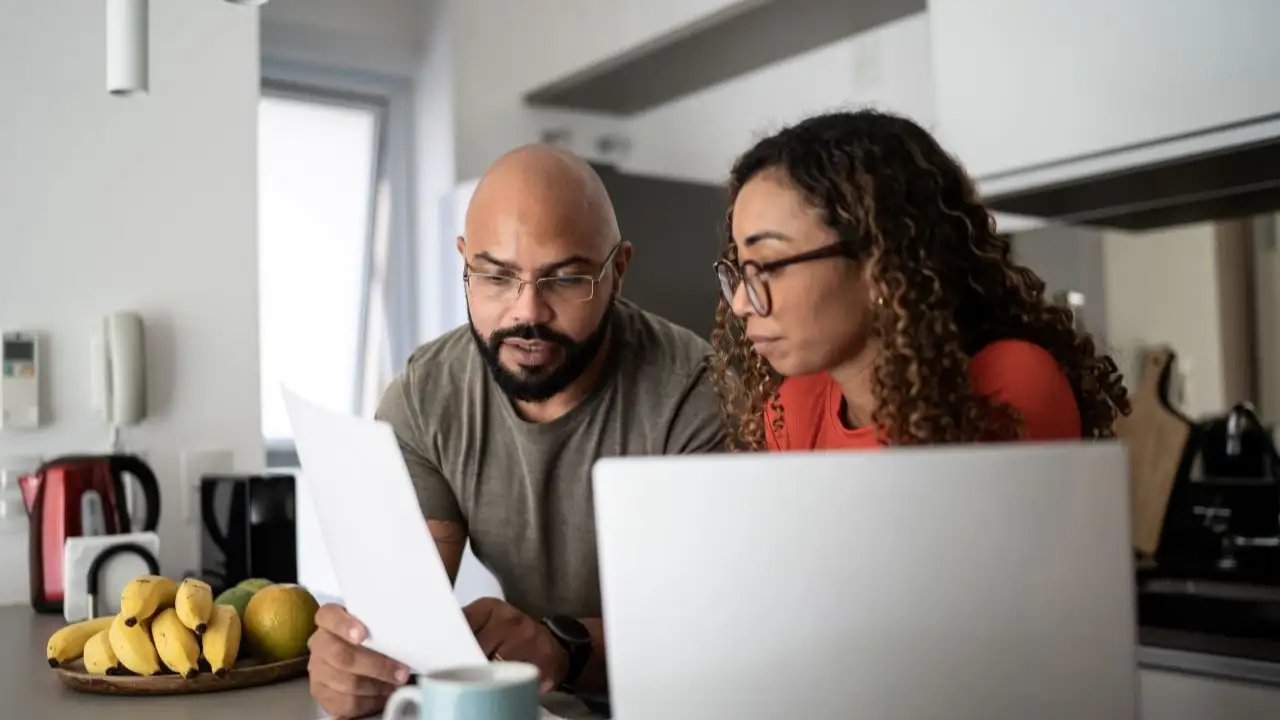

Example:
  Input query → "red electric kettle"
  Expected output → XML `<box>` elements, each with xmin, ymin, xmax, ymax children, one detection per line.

<box><xmin>19</xmin><ymin>454</ymin><xmax>160</xmax><ymax>614</ymax></box>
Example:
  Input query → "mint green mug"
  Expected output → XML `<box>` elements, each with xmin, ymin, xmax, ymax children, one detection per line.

<box><xmin>382</xmin><ymin>661</ymin><xmax>540</xmax><ymax>720</ymax></box>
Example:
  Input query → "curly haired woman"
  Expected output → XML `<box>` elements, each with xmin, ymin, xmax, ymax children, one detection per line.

<box><xmin>710</xmin><ymin>110</ymin><xmax>1129</xmax><ymax>452</ymax></box>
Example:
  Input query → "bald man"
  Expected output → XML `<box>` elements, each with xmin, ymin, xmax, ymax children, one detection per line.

<box><xmin>307</xmin><ymin>145</ymin><xmax>727</xmax><ymax>719</ymax></box>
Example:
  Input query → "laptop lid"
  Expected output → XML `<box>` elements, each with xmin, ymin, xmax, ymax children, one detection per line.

<box><xmin>592</xmin><ymin>442</ymin><xmax>1137</xmax><ymax>720</ymax></box>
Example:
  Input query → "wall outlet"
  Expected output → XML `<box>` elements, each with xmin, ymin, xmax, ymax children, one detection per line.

<box><xmin>180</xmin><ymin>449</ymin><xmax>234</xmax><ymax>523</ymax></box>
<box><xmin>0</xmin><ymin>454</ymin><xmax>41</xmax><ymax>530</ymax></box>
<box><xmin>0</xmin><ymin>454</ymin><xmax>42</xmax><ymax>489</ymax></box>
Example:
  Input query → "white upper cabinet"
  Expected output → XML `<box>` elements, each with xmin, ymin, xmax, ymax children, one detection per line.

<box><xmin>928</xmin><ymin>0</ymin><xmax>1280</xmax><ymax>184</ymax></box>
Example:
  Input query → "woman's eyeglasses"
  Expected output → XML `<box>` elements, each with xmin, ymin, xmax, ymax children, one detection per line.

<box><xmin>713</xmin><ymin>241</ymin><xmax>853</xmax><ymax>317</ymax></box>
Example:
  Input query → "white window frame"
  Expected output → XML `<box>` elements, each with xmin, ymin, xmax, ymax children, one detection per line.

<box><xmin>260</xmin><ymin>57</ymin><xmax>417</xmax><ymax>468</ymax></box>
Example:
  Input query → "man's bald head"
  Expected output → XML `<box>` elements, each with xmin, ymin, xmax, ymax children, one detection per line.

<box><xmin>464</xmin><ymin>144</ymin><xmax>621</xmax><ymax>255</ymax></box>
<box><xmin>459</xmin><ymin>144</ymin><xmax>633</xmax><ymax>406</ymax></box>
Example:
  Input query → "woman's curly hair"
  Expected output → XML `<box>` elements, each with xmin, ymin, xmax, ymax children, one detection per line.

<box><xmin>710</xmin><ymin>109</ymin><xmax>1130</xmax><ymax>451</ymax></box>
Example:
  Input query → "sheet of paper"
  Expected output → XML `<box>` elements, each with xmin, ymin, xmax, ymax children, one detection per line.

<box><xmin>282</xmin><ymin>386</ymin><xmax>487</xmax><ymax>673</ymax></box>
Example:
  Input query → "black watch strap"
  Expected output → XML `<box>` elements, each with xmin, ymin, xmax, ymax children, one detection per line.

<box><xmin>542</xmin><ymin>616</ymin><xmax>592</xmax><ymax>692</ymax></box>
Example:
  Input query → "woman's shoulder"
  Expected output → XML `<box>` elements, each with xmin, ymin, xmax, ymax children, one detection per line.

<box><xmin>970</xmin><ymin>338</ymin><xmax>1063</xmax><ymax>375</ymax></box>
<box><xmin>970</xmin><ymin>339</ymin><xmax>1081</xmax><ymax>440</ymax></box>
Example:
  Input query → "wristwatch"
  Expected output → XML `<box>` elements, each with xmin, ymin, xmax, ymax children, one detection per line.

<box><xmin>541</xmin><ymin>615</ymin><xmax>593</xmax><ymax>692</ymax></box>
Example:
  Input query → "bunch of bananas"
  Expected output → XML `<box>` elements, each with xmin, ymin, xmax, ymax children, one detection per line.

<box><xmin>46</xmin><ymin>575</ymin><xmax>242</xmax><ymax>678</ymax></box>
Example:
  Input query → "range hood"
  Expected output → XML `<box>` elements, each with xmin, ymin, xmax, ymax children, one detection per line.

<box><xmin>980</xmin><ymin>117</ymin><xmax>1280</xmax><ymax>231</ymax></box>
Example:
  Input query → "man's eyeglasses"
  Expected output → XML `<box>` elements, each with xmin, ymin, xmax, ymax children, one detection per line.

<box><xmin>714</xmin><ymin>241</ymin><xmax>853</xmax><ymax>317</ymax></box>
<box><xmin>465</xmin><ymin>243</ymin><xmax>622</xmax><ymax>305</ymax></box>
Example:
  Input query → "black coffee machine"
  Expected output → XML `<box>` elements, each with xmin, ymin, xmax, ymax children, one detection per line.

<box><xmin>1139</xmin><ymin>402</ymin><xmax>1280</xmax><ymax>644</ymax></box>
<box><xmin>1153</xmin><ymin>402</ymin><xmax>1280</xmax><ymax>581</ymax></box>
<box><xmin>196</xmin><ymin>473</ymin><xmax>297</xmax><ymax>594</ymax></box>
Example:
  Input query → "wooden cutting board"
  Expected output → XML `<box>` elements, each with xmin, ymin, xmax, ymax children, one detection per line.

<box><xmin>1115</xmin><ymin>346</ymin><xmax>1192</xmax><ymax>556</ymax></box>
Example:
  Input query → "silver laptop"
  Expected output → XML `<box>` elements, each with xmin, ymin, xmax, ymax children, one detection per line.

<box><xmin>592</xmin><ymin>442</ymin><xmax>1137</xmax><ymax>720</ymax></box>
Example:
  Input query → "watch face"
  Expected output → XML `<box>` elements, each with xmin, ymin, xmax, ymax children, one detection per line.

<box><xmin>546</xmin><ymin>615</ymin><xmax>592</xmax><ymax>645</ymax></box>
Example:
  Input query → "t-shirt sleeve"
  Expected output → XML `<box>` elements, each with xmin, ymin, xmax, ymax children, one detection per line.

<box><xmin>375</xmin><ymin>372</ymin><xmax>466</xmax><ymax>525</ymax></box>
<box><xmin>970</xmin><ymin>340</ymin><xmax>1082</xmax><ymax>440</ymax></box>
<box><xmin>664</xmin><ymin>363</ymin><xmax>732</xmax><ymax>454</ymax></box>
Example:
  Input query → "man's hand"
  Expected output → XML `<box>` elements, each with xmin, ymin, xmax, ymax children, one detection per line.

<box><xmin>308</xmin><ymin>604</ymin><xmax>412</xmax><ymax>719</ymax></box>
<box><xmin>463</xmin><ymin>597</ymin><xmax>567</xmax><ymax>693</ymax></box>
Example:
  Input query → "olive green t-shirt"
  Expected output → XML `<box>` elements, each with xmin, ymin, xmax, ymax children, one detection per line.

<box><xmin>375</xmin><ymin>300</ymin><xmax>727</xmax><ymax>619</ymax></box>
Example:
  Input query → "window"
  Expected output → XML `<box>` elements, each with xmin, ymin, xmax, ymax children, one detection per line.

<box><xmin>258</xmin><ymin>62</ymin><xmax>416</xmax><ymax>466</ymax></box>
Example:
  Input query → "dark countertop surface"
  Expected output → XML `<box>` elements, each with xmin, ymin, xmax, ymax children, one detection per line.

<box><xmin>7</xmin><ymin>604</ymin><xmax>1280</xmax><ymax>720</ymax></box>
<box><xmin>1138</xmin><ymin>626</ymin><xmax>1280</xmax><ymax>687</ymax></box>
<box><xmin>1</xmin><ymin>606</ymin><xmax>320</xmax><ymax>720</ymax></box>
<box><xmin>0</xmin><ymin>606</ymin><xmax>597</xmax><ymax>720</ymax></box>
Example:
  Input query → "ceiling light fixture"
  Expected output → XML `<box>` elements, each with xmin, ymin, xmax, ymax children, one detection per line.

<box><xmin>106</xmin><ymin>0</ymin><xmax>270</xmax><ymax>97</ymax></box>
<box><xmin>106</xmin><ymin>0</ymin><xmax>147</xmax><ymax>96</ymax></box>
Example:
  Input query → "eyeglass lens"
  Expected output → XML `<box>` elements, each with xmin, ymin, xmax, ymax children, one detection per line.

<box><xmin>716</xmin><ymin>263</ymin><xmax>769</xmax><ymax>316</ymax></box>
<box><xmin>467</xmin><ymin>275</ymin><xmax>596</xmax><ymax>304</ymax></box>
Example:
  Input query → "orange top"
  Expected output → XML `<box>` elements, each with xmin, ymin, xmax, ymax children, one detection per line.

<box><xmin>765</xmin><ymin>339</ymin><xmax>1082</xmax><ymax>451</ymax></box>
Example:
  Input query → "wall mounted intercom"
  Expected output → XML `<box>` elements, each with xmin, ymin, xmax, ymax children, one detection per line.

<box><xmin>0</xmin><ymin>331</ymin><xmax>41</xmax><ymax>430</ymax></box>
<box><xmin>90</xmin><ymin>312</ymin><xmax>147</xmax><ymax>428</ymax></box>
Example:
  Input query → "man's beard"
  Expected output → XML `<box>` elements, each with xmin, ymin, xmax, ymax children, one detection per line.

<box><xmin>469</xmin><ymin>297</ymin><xmax>616</xmax><ymax>403</ymax></box>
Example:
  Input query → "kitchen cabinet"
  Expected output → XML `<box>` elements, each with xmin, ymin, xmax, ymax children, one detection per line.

<box><xmin>1141</xmin><ymin>669</ymin><xmax>1280</xmax><ymax>719</ymax></box>
<box><xmin>928</xmin><ymin>0</ymin><xmax>1280</xmax><ymax>187</ymax></box>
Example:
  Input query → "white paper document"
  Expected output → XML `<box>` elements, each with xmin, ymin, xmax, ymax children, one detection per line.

<box><xmin>282</xmin><ymin>386</ymin><xmax>488</xmax><ymax>673</ymax></box>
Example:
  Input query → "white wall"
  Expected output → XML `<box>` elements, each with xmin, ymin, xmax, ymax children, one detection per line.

<box><xmin>0</xmin><ymin>1</ymin><xmax>263</xmax><ymax>603</ymax></box>
<box><xmin>261</xmin><ymin>0</ymin><xmax>422</xmax><ymax>76</ymax></box>
<box><xmin>1102</xmin><ymin>222</ymin><xmax>1247</xmax><ymax>419</ymax></box>
<box><xmin>625</xmin><ymin>13</ymin><xmax>934</xmax><ymax>185</ymax></box>
<box><xmin>1250</xmin><ymin>215</ymin><xmax>1280</xmax><ymax>423</ymax></box>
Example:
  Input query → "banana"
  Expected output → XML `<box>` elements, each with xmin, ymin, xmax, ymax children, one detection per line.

<box><xmin>46</xmin><ymin>616</ymin><xmax>115</xmax><ymax>667</ymax></box>
<box><xmin>201</xmin><ymin>604</ymin><xmax>242</xmax><ymax>678</ymax></box>
<box><xmin>109</xmin><ymin>612</ymin><xmax>162</xmax><ymax>676</ymax></box>
<box><xmin>175</xmin><ymin>578</ymin><xmax>214</xmax><ymax>635</ymax></box>
<box><xmin>120</xmin><ymin>575</ymin><xmax>178</xmax><ymax>627</ymax></box>
<box><xmin>151</xmin><ymin>607</ymin><xmax>201</xmax><ymax>678</ymax></box>
<box><xmin>82</xmin><ymin>628</ymin><xmax>123</xmax><ymax>676</ymax></box>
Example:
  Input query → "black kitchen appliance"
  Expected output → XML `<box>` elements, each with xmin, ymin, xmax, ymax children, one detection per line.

<box><xmin>198</xmin><ymin>473</ymin><xmax>296</xmax><ymax>594</ymax></box>
<box><xmin>1138</xmin><ymin>402</ymin><xmax>1280</xmax><ymax>647</ymax></box>
<box><xmin>1154</xmin><ymin>402</ymin><xmax>1280</xmax><ymax>582</ymax></box>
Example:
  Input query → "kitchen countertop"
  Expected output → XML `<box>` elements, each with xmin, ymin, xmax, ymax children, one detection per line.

<box><xmin>9</xmin><ymin>603</ymin><xmax>1280</xmax><ymax>719</ymax></box>
<box><xmin>1</xmin><ymin>606</ymin><xmax>322</xmax><ymax>720</ymax></box>
<box><xmin>2</xmin><ymin>607</ymin><xmax>599</xmax><ymax>720</ymax></box>
<box><xmin>1138</xmin><ymin>626</ymin><xmax>1280</xmax><ymax>687</ymax></box>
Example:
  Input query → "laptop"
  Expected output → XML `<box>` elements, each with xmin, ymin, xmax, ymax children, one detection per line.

<box><xmin>592</xmin><ymin>442</ymin><xmax>1138</xmax><ymax>720</ymax></box>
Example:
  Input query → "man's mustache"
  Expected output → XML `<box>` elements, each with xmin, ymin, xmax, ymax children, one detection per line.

<box><xmin>488</xmin><ymin>324</ymin><xmax>575</xmax><ymax>350</ymax></box>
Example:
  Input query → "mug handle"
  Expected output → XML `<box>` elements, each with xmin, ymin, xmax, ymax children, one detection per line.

<box><xmin>382</xmin><ymin>686</ymin><xmax>420</xmax><ymax>719</ymax></box>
